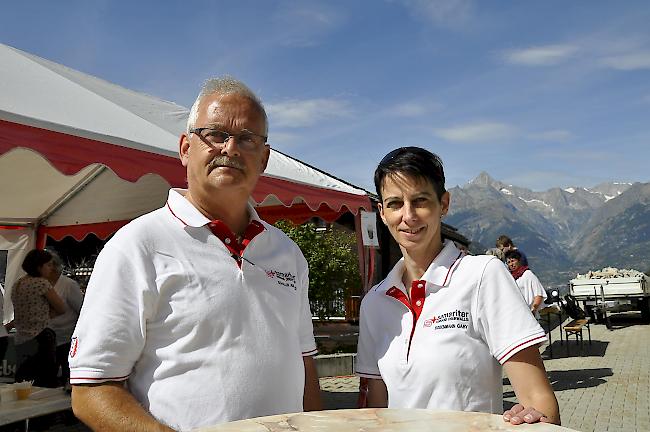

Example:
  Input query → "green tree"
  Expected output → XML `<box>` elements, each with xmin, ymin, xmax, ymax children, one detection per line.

<box><xmin>275</xmin><ymin>220</ymin><xmax>361</xmax><ymax>320</ymax></box>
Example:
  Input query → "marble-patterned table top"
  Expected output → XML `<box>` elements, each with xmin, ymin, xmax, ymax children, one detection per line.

<box><xmin>197</xmin><ymin>408</ymin><xmax>576</xmax><ymax>431</ymax></box>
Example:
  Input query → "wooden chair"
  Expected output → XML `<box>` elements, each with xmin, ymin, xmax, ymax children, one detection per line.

<box><xmin>563</xmin><ymin>317</ymin><xmax>591</xmax><ymax>356</ymax></box>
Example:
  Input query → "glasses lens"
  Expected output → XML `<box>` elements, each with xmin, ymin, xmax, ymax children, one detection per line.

<box><xmin>202</xmin><ymin>129</ymin><xmax>229</xmax><ymax>143</ymax></box>
<box><xmin>237</xmin><ymin>132</ymin><xmax>258</xmax><ymax>150</ymax></box>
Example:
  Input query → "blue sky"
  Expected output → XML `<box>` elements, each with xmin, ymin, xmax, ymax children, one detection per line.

<box><xmin>2</xmin><ymin>1</ymin><xmax>649</xmax><ymax>192</ymax></box>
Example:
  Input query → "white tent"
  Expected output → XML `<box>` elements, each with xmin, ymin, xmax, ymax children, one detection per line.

<box><xmin>0</xmin><ymin>43</ymin><xmax>372</xmax><ymax>319</ymax></box>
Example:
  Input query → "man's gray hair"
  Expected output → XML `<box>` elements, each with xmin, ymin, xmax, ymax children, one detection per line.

<box><xmin>186</xmin><ymin>76</ymin><xmax>268</xmax><ymax>135</ymax></box>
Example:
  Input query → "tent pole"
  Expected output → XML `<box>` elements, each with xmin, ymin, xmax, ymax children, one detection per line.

<box><xmin>36</xmin><ymin>165</ymin><xmax>106</xmax><ymax>227</ymax></box>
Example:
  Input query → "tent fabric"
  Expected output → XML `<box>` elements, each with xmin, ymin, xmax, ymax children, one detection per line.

<box><xmin>0</xmin><ymin>41</ymin><xmax>371</xmax><ymax>229</ymax></box>
<box><xmin>0</xmin><ymin>228</ymin><xmax>34</xmax><ymax>322</ymax></box>
<box><xmin>0</xmin><ymin>42</ymin><xmax>372</xmax><ymax>313</ymax></box>
<box><xmin>0</xmin><ymin>42</ymin><xmax>370</xmax><ymax>210</ymax></box>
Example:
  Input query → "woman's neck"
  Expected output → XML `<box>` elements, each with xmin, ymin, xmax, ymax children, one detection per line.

<box><xmin>401</xmin><ymin>240</ymin><xmax>445</xmax><ymax>290</ymax></box>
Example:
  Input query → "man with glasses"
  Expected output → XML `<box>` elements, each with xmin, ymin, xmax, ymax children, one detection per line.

<box><xmin>69</xmin><ymin>77</ymin><xmax>322</xmax><ymax>431</ymax></box>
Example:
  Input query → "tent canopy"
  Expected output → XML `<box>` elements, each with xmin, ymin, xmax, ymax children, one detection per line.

<box><xmin>0</xmin><ymin>42</ymin><xmax>371</xmax><ymax>235</ymax></box>
<box><xmin>0</xmin><ymin>43</ymin><xmax>372</xmax><ymax>313</ymax></box>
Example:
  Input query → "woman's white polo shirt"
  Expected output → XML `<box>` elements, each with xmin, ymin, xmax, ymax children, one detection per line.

<box><xmin>356</xmin><ymin>241</ymin><xmax>546</xmax><ymax>414</ymax></box>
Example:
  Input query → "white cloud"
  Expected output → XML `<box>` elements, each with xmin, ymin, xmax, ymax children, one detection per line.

<box><xmin>394</xmin><ymin>0</ymin><xmax>474</xmax><ymax>27</ymax></box>
<box><xmin>528</xmin><ymin>129</ymin><xmax>574</xmax><ymax>142</ymax></box>
<box><xmin>503</xmin><ymin>44</ymin><xmax>578</xmax><ymax>66</ymax></box>
<box><xmin>266</xmin><ymin>98</ymin><xmax>352</xmax><ymax>128</ymax></box>
<box><xmin>600</xmin><ymin>51</ymin><xmax>650</xmax><ymax>70</ymax></box>
<box><xmin>435</xmin><ymin>121</ymin><xmax>517</xmax><ymax>143</ymax></box>
<box><xmin>391</xmin><ymin>101</ymin><xmax>441</xmax><ymax>117</ymax></box>
<box><xmin>266</xmin><ymin>131</ymin><xmax>302</xmax><ymax>148</ymax></box>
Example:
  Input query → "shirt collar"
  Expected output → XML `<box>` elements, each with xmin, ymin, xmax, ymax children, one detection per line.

<box><xmin>377</xmin><ymin>240</ymin><xmax>464</xmax><ymax>293</ymax></box>
<box><xmin>166</xmin><ymin>188</ymin><xmax>264</xmax><ymax>228</ymax></box>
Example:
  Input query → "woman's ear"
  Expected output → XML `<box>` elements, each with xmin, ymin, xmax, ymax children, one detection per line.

<box><xmin>377</xmin><ymin>203</ymin><xmax>388</xmax><ymax>225</ymax></box>
<box><xmin>440</xmin><ymin>191</ymin><xmax>450</xmax><ymax>216</ymax></box>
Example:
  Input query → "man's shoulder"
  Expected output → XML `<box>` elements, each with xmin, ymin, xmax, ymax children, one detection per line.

<box><xmin>110</xmin><ymin>207</ymin><xmax>170</xmax><ymax>241</ymax></box>
<box><xmin>101</xmin><ymin>206</ymin><xmax>171</xmax><ymax>256</ymax></box>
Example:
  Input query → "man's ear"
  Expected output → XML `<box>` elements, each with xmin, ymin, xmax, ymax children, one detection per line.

<box><xmin>179</xmin><ymin>134</ymin><xmax>190</xmax><ymax>167</ymax></box>
<box><xmin>259</xmin><ymin>144</ymin><xmax>270</xmax><ymax>173</ymax></box>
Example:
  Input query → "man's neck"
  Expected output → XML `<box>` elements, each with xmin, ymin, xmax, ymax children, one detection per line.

<box><xmin>185</xmin><ymin>190</ymin><xmax>251</xmax><ymax>236</ymax></box>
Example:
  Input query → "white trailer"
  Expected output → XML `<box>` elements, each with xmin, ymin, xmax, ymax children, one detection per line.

<box><xmin>569</xmin><ymin>274</ymin><xmax>650</xmax><ymax>322</ymax></box>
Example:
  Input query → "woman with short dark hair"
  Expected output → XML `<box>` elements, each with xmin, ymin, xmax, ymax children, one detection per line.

<box><xmin>11</xmin><ymin>249</ymin><xmax>66</xmax><ymax>387</ymax></box>
<box><xmin>356</xmin><ymin>147</ymin><xmax>560</xmax><ymax>425</ymax></box>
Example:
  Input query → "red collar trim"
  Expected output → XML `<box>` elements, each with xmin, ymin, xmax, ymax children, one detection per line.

<box><xmin>207</xmin><ymin>219</ymin><xmax>265</xmax><ymax>258</ymax></box>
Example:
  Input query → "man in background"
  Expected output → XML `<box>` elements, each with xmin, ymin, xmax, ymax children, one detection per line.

<box><xmin>496</xmin><ymin>235</ymin><xmax>528</xmax><ymax>266</ymax></box>
<box><xmin>46</xmin><ymin>250</ymin><xmax>83</xmax><ymax>387</ymax></box>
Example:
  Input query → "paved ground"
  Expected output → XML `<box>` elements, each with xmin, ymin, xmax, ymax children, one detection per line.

<box><xmin>7</xmin><ymin>312</ymin><xmax>648</xmax><ymax>431</ymax></box>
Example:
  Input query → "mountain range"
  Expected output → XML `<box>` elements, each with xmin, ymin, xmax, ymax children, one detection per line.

<box><xmin>445</xmin><ymin>173</ymin><xmax>650</xmax><ymax>287</ymax></box>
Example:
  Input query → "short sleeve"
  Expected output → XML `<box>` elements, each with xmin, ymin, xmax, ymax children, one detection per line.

<box><xmin>355</xmin><ymin>296</ymin><xmax>382</xmax><ymax>378</ymax></box>
<box><xmin>69</xmin><ymin>243</ymin><xmax>152</xmax><ymax>384</ymax></box>
<box><xmin>298</xmin><ymin>258</ymin><xmax>317</xmax><ymax>356</ymax></box>
<box><xmin>475</xmin><ymin>258</ymin><xmax>546</xmax><ymax>364</ymax></box>
<box><xmin>527</xmin><ymin>272</ymin><xmax>547</xmax><ymax>298</ymax></box>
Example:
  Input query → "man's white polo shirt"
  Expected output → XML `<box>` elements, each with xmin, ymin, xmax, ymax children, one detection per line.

<box><xmin>69</xmin><ymin>189</ymin><xmax>317</xmax><ymax>431</ymax></box>
<box><xmin>356</xmin><ymin>241</ymin><xmax>546</xmax><ymax>414</ymax></box>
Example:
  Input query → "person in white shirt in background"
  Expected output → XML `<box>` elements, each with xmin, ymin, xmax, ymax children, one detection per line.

<box><xmin>505</xmin><ymin>250</ymin><xmax>547</xmax><ymax>318</ymax></box>
<box><xmin>46</xmin><ymin>250</ymin><xmax>83</xmax><ymax>386</ymax></box>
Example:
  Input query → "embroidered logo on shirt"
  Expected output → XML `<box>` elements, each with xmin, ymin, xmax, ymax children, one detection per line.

<box><xmin>69</xmin><ymin>337</ymin><xmax>79</xmax><ymax>358</ymax></box>
<box><xmin>265</xmin><ymin>269</ymin><xmax>297</xmax><ymax>290</ymax></box>
<box><xmin>423</xmin><ymin>317</ymin><xmax>437</xmax><ymax>327</ymax></box>
<box><xmin>424</xmin><ymin>309</ymin><xmax>470</xmax><ymax>330</ymax></box>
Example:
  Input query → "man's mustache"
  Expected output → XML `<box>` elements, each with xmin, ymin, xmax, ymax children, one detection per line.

<box><xmin>208</xmin><ymin>156</ymin><xmax>245</xmax><ymax>171</ymax></box>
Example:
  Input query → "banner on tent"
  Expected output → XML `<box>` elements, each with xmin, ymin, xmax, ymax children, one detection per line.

<box><xmin>360</xmin><ymin>211</ymin><xmax>379</xmax><ymax>247</ymax></box>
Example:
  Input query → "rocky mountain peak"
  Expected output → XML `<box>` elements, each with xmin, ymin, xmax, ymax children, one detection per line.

<box><xmin>468</xmin><ymin>171</ymin><xmax>498</xmax><ymax>188</ymax></box>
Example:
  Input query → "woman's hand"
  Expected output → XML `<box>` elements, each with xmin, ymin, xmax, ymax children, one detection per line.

<box><xmin>503</xmin><ymin>403</ymin><xmax>550</xmax><ymax>424</ymax></box>
<box><xmin>502</xmin><ymin>346</ymin><xmax>560</xmax><ymax>425</ymax></box>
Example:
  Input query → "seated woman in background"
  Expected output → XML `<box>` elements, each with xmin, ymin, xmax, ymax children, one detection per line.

<box><xmin>355</xmin><ymin>147</ymin><xmax>560</xmax><ymax>425</ymax></box>
<box><xmin>11</xmin><ymin>249</ymin><xmax>66</xmax><ymax>387</ymax></box>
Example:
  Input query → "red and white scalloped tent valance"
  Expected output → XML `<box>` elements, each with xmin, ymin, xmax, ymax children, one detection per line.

<box><xmin>0</xmin><ymin>42</ymin><xmax>370</xmax><ymax>240</ymax></box>
<box><xmin>0</xmin><ymin>43</ymin><xmax>372</xmax><ymax>308</ymax></box>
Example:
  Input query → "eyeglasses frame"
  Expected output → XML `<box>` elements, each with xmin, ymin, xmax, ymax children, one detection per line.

<box><xmin>189</xmin><ymin>127</ymin><xmax>268</xmax><ymax>151</ymax></box>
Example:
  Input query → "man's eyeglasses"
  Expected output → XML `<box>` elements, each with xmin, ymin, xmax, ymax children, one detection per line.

<box><xmin>190</xmin><ymin>127</ymin><xmax>268</xmax><ymax>151</ymax></box>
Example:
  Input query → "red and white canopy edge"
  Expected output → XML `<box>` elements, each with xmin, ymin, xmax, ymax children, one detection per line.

<box><xmin>0</xmin><ymin>43</ymin><xmax>372</xmax><ymax>318</ymax></box>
